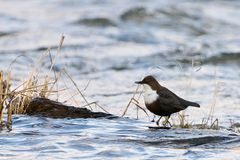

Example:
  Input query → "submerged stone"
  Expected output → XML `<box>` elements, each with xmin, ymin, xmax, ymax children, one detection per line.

<box><xmin>74</xmin><ymin>17</ymin><xmax>116</xmax><ymax>27</ymax></box>
<box><xmin>120</xmin><ymin>7</ymin><xmax>154</xmax><ymax>22</ymax></box>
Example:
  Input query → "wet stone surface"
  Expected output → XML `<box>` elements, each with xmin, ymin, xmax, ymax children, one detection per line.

<box><xmin>26</xmin><ymin>98</ymin><xmax>114</xmax><ymax>119</ymax></box>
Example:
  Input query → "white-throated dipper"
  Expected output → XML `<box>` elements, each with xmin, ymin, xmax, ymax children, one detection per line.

<box><xmin>135</xmin><ymin>75</ymin><xmax>200</xmax><ymax>126</ymax></box>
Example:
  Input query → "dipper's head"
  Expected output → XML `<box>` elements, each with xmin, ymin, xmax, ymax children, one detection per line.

<box><xmin>135</xmin><ymin>75</ymin><xmax>160</xmax><ymax>91</ymax></box>
<box><xmin>135</xmin><ymin>75</ymin><xmax>160</xmax><ymax>105</ymax></box>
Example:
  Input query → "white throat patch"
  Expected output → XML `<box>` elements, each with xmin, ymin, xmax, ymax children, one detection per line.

<box><xmin>143</xmin><ymin>84</ymin><xmax>159</xmax><ymax>105</ymax></box>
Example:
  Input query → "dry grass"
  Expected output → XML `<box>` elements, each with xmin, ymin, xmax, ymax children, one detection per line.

<box><xmin>121</xmin><ymin>83</ymin><xmax>150</xmax><ymax>121</ymax></box>
<box><xmin>174</xmin><ymin>61</ymin><xmax>219</xmax><ymax>129</ymax></box>
<box><xmin>0</xmin><ymin>71</ymin><xmax>5</xmax><ymax>126</ymax></box>
<box><xmin>0</xmin><ymin>35</ymin><xmax>108</xmax><ymax>130</ymax></box>
<box><xmin>174</xmin><ymin>61</ymin><xmax>220</xmax><ymax>129</ymax></box>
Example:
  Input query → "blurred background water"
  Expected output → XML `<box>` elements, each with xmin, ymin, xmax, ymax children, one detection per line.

<box><xmin>0</xmin><ymin>0</ymin><xmax>240</xmax><ymax>159</ymax></box>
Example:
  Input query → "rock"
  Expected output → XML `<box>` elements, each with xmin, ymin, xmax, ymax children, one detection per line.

<box><xmin>74</xmin><ymin>17</ymin><xmax>116</xmax><ymax>27</ymax></box>
<box><xmin>120</xmin><ymin>7</ymin><xmax>154</xmax><ymax>22</ymax></box>
<box><xmin>26</xmin><ymin>97</ymin><xmax>114</xmax><ymax>119</ymax></box>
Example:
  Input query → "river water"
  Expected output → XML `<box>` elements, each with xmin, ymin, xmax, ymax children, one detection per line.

<box><xmin>0</xmin><ymin>0</ymin><xmax>240</xmax><ymax>159</ymax></box>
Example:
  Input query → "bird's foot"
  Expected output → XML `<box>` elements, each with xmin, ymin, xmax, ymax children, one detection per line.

<box><xmin>163</xmin><ymin>122</ymin><xmax>172</xmax><ymax>127</ymax></box>
<box><xmin>162</xmin><ymin>116</ymin><xmax>172</xmax><ymax>127</ymax></box>
<box><xmin>155</xmin><ymin>116</ymin><xmax>162</xmax><ymax>126</ymax></box>
<box><xmin>168</xmin><ymin>121</ymin><xmax>172</xmax><ymax>127</ymax></box>
<box><xmin>151</xmin><ymin>115</ymin><xmax>155</xmax><ymax>122</ymax></box>
<box><xmin>162</xmin><ymin>122</ymin><xmax>167</xmax><ymax>127</ymax></box>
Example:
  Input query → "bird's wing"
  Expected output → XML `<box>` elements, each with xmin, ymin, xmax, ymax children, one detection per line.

<box><xmin>157</xmin><ymin>87</ymin><xmax>186</xmax><ymax>110</ymax></box>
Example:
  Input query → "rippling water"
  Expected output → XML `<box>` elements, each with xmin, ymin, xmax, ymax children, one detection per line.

<box><xmin>0</xmin><ymin>115</ymin><xmax>239</xmax><ymax>159</ymax></box>
<box><xmin>0</xmin><ymin>0</ymin><xmax>240</xmax><ymax>159</ymax></box>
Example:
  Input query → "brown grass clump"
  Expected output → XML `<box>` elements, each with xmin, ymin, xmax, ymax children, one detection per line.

<box><xmin>0</xmin><ymin>60</ymin><xmax>58</xmax><ymax>130</ymax></box>
<box><xmin>0</xmin><ymin>35</ymin><xmax>108</xmax><ymax>130</ymax></box>
<box><xmin>172</xmin><ymin>60</ymin><xmax>219</xmax><ymax>129</ymax></box>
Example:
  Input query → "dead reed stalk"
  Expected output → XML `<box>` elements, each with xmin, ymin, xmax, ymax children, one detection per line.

<box><xmin>0</xmin><ymin>71</ymin><xmax>3</xmax><ymax>126</ymax></box>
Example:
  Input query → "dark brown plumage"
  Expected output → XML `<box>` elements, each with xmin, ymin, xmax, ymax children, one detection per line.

<box><xmin>135</xmin><ymin>75</ymin><xmax>200</xmax><ymax>125</ymax></box>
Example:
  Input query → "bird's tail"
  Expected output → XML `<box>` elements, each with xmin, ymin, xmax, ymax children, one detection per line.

<box><xmin>179</xmin><ymin>98</ymin><xmax>200</xmax><ymax>108</ymax></box>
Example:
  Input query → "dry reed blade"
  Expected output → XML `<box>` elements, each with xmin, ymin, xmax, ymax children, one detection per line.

<box><xmin>210</xmin><ymin>118</ymin><xmax>219</xmax><ymax>129</ymax></box>
<box><xmin>18</xmin><ymin>96</ymin><xmax>26</xmax><ymax>114</ymax></box>
<box><xmin>205</xmin><ymin>67</ymin><xmax>218</xmax><ymax>127</ymax></box>
<box><xmin>14</xmin><ymin>82</ymin><xmax>54</xmax><ymax>95</ymax></box>
<box><xmin>63</xmin><ymin>92</ymin><xmax>80</xmax><ymax>104</ymax></box>
<box><xmin>4</xmin><ymin>71</ymin><xmax>12</xmax><ymax>128</ymax></box>
<box><xmin>62</xmin><ymin>78</ymin><xmax>81</xmax><ymax>107</ymax></box>
<box><xmin>79</xmin><ymin>101</ymin><xmax>97</xmax><ymax>108</ymax></box>
<box><xmin>28</xmin><ymin>48</ymin><xmax>49</xmax><ymax>81</ymax></box>
<box><xmin>49</xmin><ymin>35</ymin><xmax>64</xmax><ymax>74</ymax></box>
<box><xmin>94</xmin><ymin>103</ymin><xmax>110</xmax><ymax>114</ymax></box>
<box><xmin>46</xmin><ymin>51</ymin><xmax>61</xmax><ymax>99</ymax></box>
<box><xmin>39</xmin><ymin>76</ymin><xmax>49</xmax><ymax>98</ymax></box>
<box><xmin>7</xmin><ymin>100</ymin><xmax>13</xmax><ymax>129</ymax></box>
<box><xmin>16</xmin><ymin>75</ymin><xmax>36</xmax><ymax>114</ymax></box>
<box><xmin>82</xmin><ymin>80</ymin><xmax>91</xmax><ymax>92</ymax></box>
<box><xmin>63</xmin><ymin>69</ymin><xmax>93</xmax><ymax>110</ymax></box>
<box><xmin>131</xmin><ymin>100</ymin><xmax>150</xmax><ymax>120</ymax></box>
<box><xmin>3</xmin><ymin>71</ymin><xmax>11</xmax><ymax>100</ymax></box>
<box><xmin>7</xmin><ymin>55</ymin><xmax>26</xmax><ymax>73</ymax></box>
<box><xmin>46</xmin><ymin>72</ymin><xmax>62</xmax><ymax>96</ymax></box>
<box><xmin>135</xmin><ymin>89</ymin><xmax>143</xmax><ymax>119</ymax></box>
<box><xmin>0</xmin><ymin>71</ymin><xmax>3</xmax><ymax>125</ymax></box>
<box><xmin>121</xmin><ymin>84</ymin><xmax>140</xmax><ymax>117</ymax></box>
<box><xmin>80</xmin><ymin>101</ymin><xmax>110</xmax><ymax>114</ymax></box>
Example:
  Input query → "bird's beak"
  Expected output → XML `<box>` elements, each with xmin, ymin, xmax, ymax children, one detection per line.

<box><xmin>135</xmin><ymin>81</ymin><xmax>143</xmax><ymax>84</ymax></box>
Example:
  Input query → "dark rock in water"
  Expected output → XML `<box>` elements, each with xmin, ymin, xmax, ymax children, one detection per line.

<box><xmin>204</xmin><ymin>52</ymin><xmax>240</xmax><ymax>64</ymax></box>
<box><xmin>74</xmin><ymin>17</ymin><xmax>116</xmax><ymax>27</ymax></box>
<box><xmin>26</xmin><ymin>97</ymin><xmax>114</xmax><ymax>118</ymax></box>
<box><xmin>120</xmin><ymin>7</ymin><xmax>154</xmax><ymax>22</ymax></box>
<box><xmin>0</xmin><ymin>31</ymin><xmax>15</xmax><ymax>37</ymax></box>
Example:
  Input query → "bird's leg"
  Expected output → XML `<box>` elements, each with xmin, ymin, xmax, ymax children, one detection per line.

<box><xmin>151</xmin><ymin>115</ymin><xmax>156</xmax><ymax>122</ymax></box>
<box><xmin>166</xmin><ymin>118</ymin><xmax>172</xmax><ymax>127</ymax></box>
<box><xmin>163</xmin><ymin>116</ymin><xmax>172</xmax><ymax>127</ymax></box>
<box><xmin>156</xmin><ymin>116</ymin><xmax>162</xmax><ymax>126</ymax></box>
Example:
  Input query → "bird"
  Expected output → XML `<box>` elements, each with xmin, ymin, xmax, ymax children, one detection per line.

<box><xmin>135</xmin><ymin>75</ymin><xmax>200</xmax><ymax>126</ymax></box>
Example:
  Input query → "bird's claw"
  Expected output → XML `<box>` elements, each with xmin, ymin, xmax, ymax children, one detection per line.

<box><xmin>151</xmin><ymin>115</ymin><xmax>155</xmax><ymax>122</ymax></box>
<box><xmin>163</xmin><ymin>120</ymin><xmax>172</xmax><ymax>127</ymax></box>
